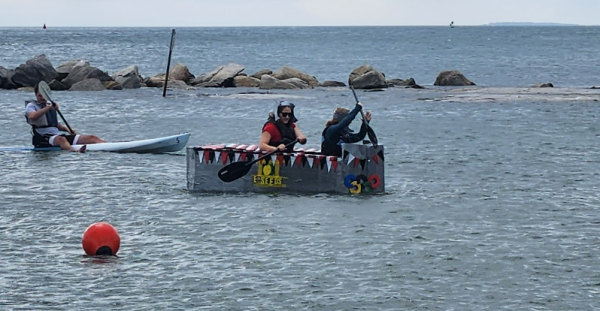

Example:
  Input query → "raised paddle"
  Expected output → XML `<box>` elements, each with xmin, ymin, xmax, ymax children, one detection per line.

<box><xmin>218</xmin><ymin>139</ymin><xmax>298</xmax><ymax>183</ymax></box>
<box><xmin>37</xmin><ymin>81</ymin><xmax>74</xmax><ymax>134</ymax></box>
<box><xmin>349</xmin><ymin>85</ymin><xmax>378</xmax><ymax>147</ymax></box>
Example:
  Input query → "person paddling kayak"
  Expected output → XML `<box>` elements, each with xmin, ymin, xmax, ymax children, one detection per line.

<box><xmin>24</xmin><ymin>82</ymin><xmax>105</xmax><ymax>152</ymax></box>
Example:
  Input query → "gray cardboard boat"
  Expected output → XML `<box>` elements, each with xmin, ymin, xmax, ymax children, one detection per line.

<box><xmin>186</xmin><ymin>143</ymin><xmax>384</xmax><ymax>194</ymax></box>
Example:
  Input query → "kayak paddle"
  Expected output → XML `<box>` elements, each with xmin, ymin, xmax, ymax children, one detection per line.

<box><xmin>349</xmin><ymin>85</ymin><xmax>378</xmax><ymax>147</ymax></box>
<box><xmin>218</xmin><ymin>139</ymin><xmax>298</xmax><ymax>183</ymax></box>
<box><xmin>37</xmin><ymin>81</ymin><xmax>74</xmax><ymax>134</ymax></box>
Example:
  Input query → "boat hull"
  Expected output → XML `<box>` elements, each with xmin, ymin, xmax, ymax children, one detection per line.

<box><xmin>1</xmin><ymin>133</ymin><xmax>190</xmax><ymax>153</ymax></box>
<box><xmin>186</xmin><ymin>143</ymin><xmax>384</xmax><ymax>194</ymax></box>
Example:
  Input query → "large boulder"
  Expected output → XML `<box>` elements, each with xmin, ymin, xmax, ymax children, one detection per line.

<box><xmin>271</xmin><ymin>66</ymin><xmax>318</xmax><ymax>87</ymax></box>
<box><xmin>168</xmin><ymin>63</ymin><xmax>194</xmax><ymax>83</ymax></box>
<box><xmin>0</xmin><ymin>66</ymin><xmax>18</xmax><ymax>89</ymax></box>
<box><xmin>259</xmin><ymin>75</ymin><xmax>298</xmax><ymax>90</ymax></box>
<box><xmin>348</xmin><ymin>65</ymin><xmax>387</xmax><ymax>89</ymax></box>
<box><xmin>11</xmin><ymin>54</ymin><xmax>59</xmax><ymax>87</ymax></box>
<box><xmin>62</xmin><ymin>66</ymin><xmax>113</xmax><ymax>89</ymax></box>
<box><xmin>190</xmin><ymin>63</ymin><xmax>245</xmax><ymax>87</ymax></box>
<box><xmin>250</xmin><ymin>69</ymin><xmax>273</xmax><ymax>79</ymax></box>
<box><xmin>56</xmin><ymin>60</ymin><xmax>90</xmax><ymax>81</ymax></box>
<box><xmin>112</xmin><ymin>65</ymin><xmax>142</xmax><ymax>89</ymax></box>
<box><xmin>233</xmin><ymin>76</ymin><xmax>261</xmax><ymax>87</ymax></box>
<box><xmin>434</xmin><ymin>70</ymin><xmax>475</xmax><ymax>86</ymax></box>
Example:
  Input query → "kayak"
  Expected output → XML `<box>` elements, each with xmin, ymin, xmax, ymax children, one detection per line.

<box><xmin>1</xmin><ymin>133</ymin><xmax>191</xmax><ymax>153</ymax></box>
<box><xmin>186</xmin><ymin>143</ymin><xmax>385</xmax><ymax>194</ymax></box>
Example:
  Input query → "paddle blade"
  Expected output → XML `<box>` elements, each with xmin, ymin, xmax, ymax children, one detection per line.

<box><xmin>367</xmin><ymin>127</ymin><xmax>378</xmax><ymax>147</ymax></box>
<box><xmin>218</xmin><ymin>161</ymin><xmax>253</xmax><ymax>183</ymax></box>
<box><xmin>37</xmin><ymin>81</ymin><xmax>53</xmax><ymax>103</ymax></box>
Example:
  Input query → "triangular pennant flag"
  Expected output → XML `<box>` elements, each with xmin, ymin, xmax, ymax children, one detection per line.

<box><xmin>296</xmin><ymin>154</ymin><xmax>303</xmax><ymax>166</ymax></box>
<box><xmin>240</xmin><ymin>153</ymin><xmax>247</xmax><ymax>162</ymax></box>
<box><xmin>347</xmin><ymin>154</ymin><xmax>355</xmax><ymax>165</ymax></box>
<box><xmin>306</xmin><ymin>157</ymin><xmax>314</xmax><ymax>168</ymax></box>
<box><xmin>372</xmin><ymin>154</ymin><xmax>379</xmax><ymax>165</ymax></box>
<box><xmin>377</xmin><ymin>150</ymin><xmax>385</xmax><ymax>162</ymax></box>
<box><xmin>235</xmin><ymin>152</ymin><xmax>240</xmax><ymax>162</ymax></box>
<box><xmin>314</xmin><ymin>157</ymin><xmax>321</xmax><ymax>169</ymax></box>
<box><xmin>277</xmin><ymin>155</ymin><xmax>284</xmax><ymax>166</ymax></box>
<box><xmin>326</xmin><ymin>158</ymin><xmax>332</xmax><ymax>172</ymax></box>
<box><xmin>198</xmin><ymin>150</ymin><xmax>204</xmax><ymax>164</ymax></box>
<box><xmin>283</xmin><ymin>155</ymin><xmax>291</xmax><ymax>166</ymax></box>
<box><xmin>290</xmin><ymin>155</ymin><xmax>297</xmax><ymax>167</ymax></box>
<box><xmin>331</xmin><ymin>157</ymin><xmax>338</xmax><ymax>172</ymax></box>
<box><xmin>319</xmin><ymin>157</ymin><xmax>327</xmax><ymax>170</ymax></box>
<box><xmin>354</xmin><ymin>158</ymin><xmax>360</xmax><ymax>167</ymax></box>
<box><xmin>204</xmin><ymin>150</ymin><xmax>210</xmax><ymax>164</ymax></box>
<box><xmin>360</xmin><ymin>159</ymin><xmax>366</xmax><ymax>170</ymax></box>
<box><xmin>221</xmin><ymin>151</ymin><xmax>229</xmax><ymax>165</ymax></box>
<box><xmin>215</xmin><ymin>151</ymin><xmax>221</xmax><ymax>162</ymax></box>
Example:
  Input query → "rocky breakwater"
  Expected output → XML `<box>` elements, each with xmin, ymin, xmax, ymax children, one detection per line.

<box><xmin>2</xmin><ymin>55</ymin><xmax>473</xmax><ymax>92</ymax></box>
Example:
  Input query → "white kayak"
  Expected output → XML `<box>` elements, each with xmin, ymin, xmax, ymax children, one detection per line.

<box><xmin>1</xmin><ymin>133</ymin><xmax>190</xmax><ymax>154</ymax></box>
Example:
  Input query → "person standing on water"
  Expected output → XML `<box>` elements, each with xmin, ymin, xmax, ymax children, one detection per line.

<box><xmin>24</xmin><ymin>82</ymin><xmax>105</xmax><ymax>152</ymax></box>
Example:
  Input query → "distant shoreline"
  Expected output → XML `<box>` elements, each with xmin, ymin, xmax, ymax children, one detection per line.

<box><xmin>485</xmin><ymin>22</ymin><xmax>579</xmax><ymax>26</ymax></box>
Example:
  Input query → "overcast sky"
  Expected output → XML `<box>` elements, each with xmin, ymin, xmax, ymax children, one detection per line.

<box><xmin>1</xmin><ymin>0</ymin><xmax>598</xmax><ymax>27</ymax></box>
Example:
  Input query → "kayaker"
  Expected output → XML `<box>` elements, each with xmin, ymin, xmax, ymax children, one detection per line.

<box><xmin>321</xmin><ymin>102</ymin><xmax>372</xmax><ymax>156</ymax></box>
<box><xmin>25</xmin><ymin>82</ymin><xmax>105</xmax><ymax>152</ymax></box>
<box><xmin>259</xmin><ymin>101</ymin><xmax>307</xmax><ymax>152</ymax></box>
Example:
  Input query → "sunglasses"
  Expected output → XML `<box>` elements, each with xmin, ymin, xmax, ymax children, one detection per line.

<box><xmin>280</xmin><ymin>112</ymin><xmax>292</xmax><ymax>117</ymax></box>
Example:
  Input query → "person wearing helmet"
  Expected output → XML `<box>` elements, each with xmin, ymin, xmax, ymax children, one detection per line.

<box><xmin>259</xmin><ymin>101</ymin><xmax>307</xmax><ymax>152</ymax></box>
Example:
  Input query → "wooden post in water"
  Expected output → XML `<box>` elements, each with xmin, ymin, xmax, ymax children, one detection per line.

<box><xmin>162</xmin><ymin>29</ymin><xmax>176</xmax><ymax>97</ymax></box>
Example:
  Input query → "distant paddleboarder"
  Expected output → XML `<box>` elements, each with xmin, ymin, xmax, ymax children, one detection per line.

<box><xmin>450</xmin><ymin>21</ymin><xmax>454</xmax><ymax>28</ymax></box>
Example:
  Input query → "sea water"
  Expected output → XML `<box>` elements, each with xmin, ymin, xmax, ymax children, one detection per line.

<box><xmin>1</xmin><ymin>26</ymin><xmax>600</xmax><ymax>310</ymax></box>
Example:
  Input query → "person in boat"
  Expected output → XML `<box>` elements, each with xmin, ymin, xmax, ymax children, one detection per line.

<box><xmin>321</xmin><ymin>102</ymin><xmax>372</xmax><ymax>157</ymax></box>
<box><xmin>24</xmin><ymin>82</ymin><xmax>105</xmax><ymax>152</ymax></box>
<box><xmin>259</xmin><ymin>101</ymin><xmax>307</xmax><ymax>152</ymax></box>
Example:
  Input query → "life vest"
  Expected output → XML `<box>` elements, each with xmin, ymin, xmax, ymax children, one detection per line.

<box><xmin>263</xmin><ymin>120</ymin><xmax>297</xmax><ymax>151</ymax></box>
<box><xmin>25</xmin><ymin>100</ymin><xmax>58</xmax><ymax>130</ymax></box>
<box><xmin>321</xmin><ymin>125</ymin><xmax>352</xmax><ymax>157</ymax></box>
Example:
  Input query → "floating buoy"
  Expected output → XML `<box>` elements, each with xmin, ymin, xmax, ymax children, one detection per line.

<box><xmin>82</xmin><ymin>222</ymin><xmax>120</xmax><ymax>256</ymax></box>
<box><xmin>43</xmin><ymin>24</ymin><xmax>46</xmax><ymax>29</ymax></box>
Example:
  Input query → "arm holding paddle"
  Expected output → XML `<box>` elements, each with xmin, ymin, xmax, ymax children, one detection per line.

<box><xmin>349</xmin><ymin>86</ymin><xmax>378</xmax><ymax>147</ymax></box>
<box><xmin>218</xmin><ymin>139</ymin><xmax>299</xmax><ymax>183</ymax></box>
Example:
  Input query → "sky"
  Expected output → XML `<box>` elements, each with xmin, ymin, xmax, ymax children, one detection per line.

<box><xmin>1</xmin><ymin>0</ymin><xmax>598</xmax><ymax>27</ymax></box>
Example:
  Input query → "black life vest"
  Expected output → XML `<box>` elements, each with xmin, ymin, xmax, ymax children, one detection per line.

<box><xmin>321</xmin><ymin>125</ymin><xmax>353</xmax><ymax>157</ymax></box>
<box><xmin>263</xmin><ymin>120</ymin><xmax>297</xmax><ymax>152</ymax></box>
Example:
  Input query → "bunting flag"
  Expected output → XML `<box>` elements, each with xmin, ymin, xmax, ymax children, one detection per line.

<box><xmin>221</xmin><ymin>151</ymin><xmax>229</xmax><ymax>165</ymax></box>
<box><xmin>277</xmin><ymin>155</ymin><xmax>284</xmax><ymax>166</ymax></box>
<box><xmin>314</xmin><ymin>156</ymin><xmax>320</xmax><ymax>169</ymax></box>
<box><xmin>377</xmin><ymin>150</ymin><xmax>385</xmax><ymax>162</ymax></box>
<box><xmin>353</xmin><ymin>158</ymin><xmax>360</xmax><ymax>168</ymax></box>
<box><xmin>306</xmin><ymin>157</ymin><xmax>314</xmax><ymax>168</ymax></box>
<box><xmin>347</xmin><ymin>154</ymin><xmax>356</xmax><ymax>165</ymax></box>
<box><xmin>360</xmin><ymin>159</ymin><xmax>366</xmax><ymax>170</ymax></box>
<box><xmin>319</xmin><ymin>156</ymin><xmax>327</xmax><ymax>170</ymax></box>
<box><xmin>372</xmin><ymin>154</ymin><xmax>379</xmax><ymax>165</ymax></box>
<box><xmin>283</xmin><ymin>155</ymin><xmax>291</xmax><ymax>166</ymax></box>
<box><xmin>330</xmin><ymin>157</ymin><xmax>338</xmax><ymax>172</ymax></box>
<box><xmin>326</xmin><ymin>158</ymin><xmax>332</xmax><ymax>172</ymax></box>
<box><xmin>215</xmin><ymin>151</ymin><xmax>221</xmax><ymax>163</ymax></box>
<box><xmin>204</xmin><ymin>150</ymin><xmax>211</xmax><ymax>164</ymax></box>
<box><xmin>235</xmin><ymin>152</ymin><xmax>240</xmax><ymax>162</ymax></box>
<box><xmin>240</xmin><ymin>152</ymin><xmax>247</xmax><ymax>162</ymax></box>
<box><xmin>290</xmin><ymin>155</ymin><xmax>297</xmax><ymax>167</ymax></box>
<box><xmin>198</xmin><ymin>150</ymin><xmax>205</xmax><ymax>164</ymax></box>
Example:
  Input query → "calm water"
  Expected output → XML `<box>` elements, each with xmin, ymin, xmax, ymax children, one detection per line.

<box><xmin>1</xmin><ymin>27</ymin><xmax>600</xmax><ymax>310</ymax></box>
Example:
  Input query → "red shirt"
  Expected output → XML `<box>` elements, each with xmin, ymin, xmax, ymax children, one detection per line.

<box><xmin>263</xmin><ymin>122</ymin><xmax>296</xmax><ymax>144</ymax></box>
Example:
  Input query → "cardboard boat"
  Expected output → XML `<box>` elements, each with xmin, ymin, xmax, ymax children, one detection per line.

<box><xmin>186</xmin><ymin>143</ymin><xmax>384</xmax><ymax>194</ymax></box>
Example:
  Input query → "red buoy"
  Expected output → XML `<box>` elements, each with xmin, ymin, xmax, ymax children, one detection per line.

<box><xmin>82</xmin><ymin>222</ymin><xmax>120</xmax><ymax>256</ymax></box>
